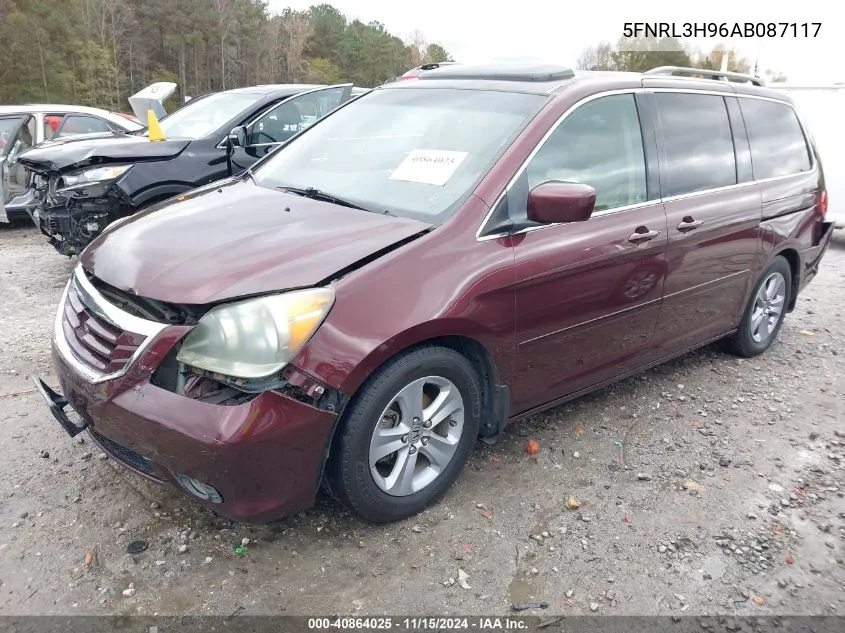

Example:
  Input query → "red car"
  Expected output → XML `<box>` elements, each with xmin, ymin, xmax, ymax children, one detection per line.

<box><xmin>36</xmin><ymin>64</ymin><xmax>835</xmax><ymax>524</ymax></box>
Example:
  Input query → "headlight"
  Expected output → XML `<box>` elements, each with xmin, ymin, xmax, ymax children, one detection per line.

<box><xmin>59</xmin><ymin>165</ymin><xmax>132</xmax><ymax>190</ymax></box>
<box><xmin>176</xmin><ymin>288</ymin><xmax>335</xmax><ymax>379</ymax></box>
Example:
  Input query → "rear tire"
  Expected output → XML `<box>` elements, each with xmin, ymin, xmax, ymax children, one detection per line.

<box><xmin>325</xmin><ymin>345</ymin><xmax>481</xmax><ymax>523</ymax></box>
<box><xmin>722</xmin><ymin>256</ymin><xmax>792</xmax><ymax>358</ymax></box>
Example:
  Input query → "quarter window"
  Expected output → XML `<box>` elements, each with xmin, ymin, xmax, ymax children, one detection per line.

<box><xmin>56</xmin><ymin>115</ymin><xmax>112</xmax><ymax>137</ymax></box>
<box><xmin>739</xmin><ymin>98</ymin><xmax>811</xmax><ymax>179</ymax></box>
<box><xmin>526</xmin><ymin>94</ymin><xmax>648</xmax><ymax>212</ymax></box>
<box><xmin>43</xmin><ymin>113</ymin><xmax>67</xmax><ymax>140</ymax></box>
<box><xmin>654</xmin><ymin>93</ymin><xmax>737</xmax><ymax>197</ymax></box>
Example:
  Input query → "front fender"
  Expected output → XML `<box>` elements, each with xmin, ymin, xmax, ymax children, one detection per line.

<box><xmin>289</xmin><ymin>202</ymin><xmax>516</xmax><ymax>398</ymax></box>
<box><xmin>128</xmin><ymin>183</ymin><xmax>194</xmax><ymax>209</ymax></box>
<box><xmin>302</xmin><ymin>317</ymin><xmax>505</xmax><ymax>398</ymax></box>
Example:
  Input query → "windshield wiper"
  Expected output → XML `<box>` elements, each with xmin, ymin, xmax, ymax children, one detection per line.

<box><xmin>277</xmin><ymin>186</ymin><xmax>381</xmax><ymax>214</ymax></box>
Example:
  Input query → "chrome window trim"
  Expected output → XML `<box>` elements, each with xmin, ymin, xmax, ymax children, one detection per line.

<box><xmin>214</xmin><ymin>84</ymin><xmax>354</xmax><ymax>150</ymax></box>
<box><xmin>53</xmin><ymin>266</ymin><xmax>168</xmax><ymax>384</ymax></box>
<box><xmin>475</xmin><ymin>86</ymin><xmax>818</xmax><ymax>242</ymax></box>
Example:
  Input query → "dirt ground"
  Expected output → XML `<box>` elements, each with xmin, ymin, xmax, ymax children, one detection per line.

<box><xmin>0</xmin><ymin>224</ymin><xmax>843</xmax><ymax>618</ymax></box>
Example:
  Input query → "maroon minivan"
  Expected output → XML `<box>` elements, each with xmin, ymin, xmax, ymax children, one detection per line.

<box><xmin>35</xmin><ymin>64</ymin><xmax>835</xmax><ymax>523</ymax></box>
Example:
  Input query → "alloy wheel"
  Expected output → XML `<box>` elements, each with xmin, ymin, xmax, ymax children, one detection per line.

<box><xmin>368</xmin><ymin>376</ymin><xmax>464</xmax><ymax>496</ymax></box>
<box><xmin>750</xmin><ymin>271</ymin><xmax>787</xmax><ymax>343</ymax></box>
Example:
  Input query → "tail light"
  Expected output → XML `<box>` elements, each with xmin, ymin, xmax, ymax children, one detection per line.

<box><xmin>820</xmin><ymin>189</ymin><xmax>828</xmax><ymax>216</ymax></box>
<box><xmin>399</xmin><ymin>74</ymin><xmax>419</xmax><ymax>81</ymax></box>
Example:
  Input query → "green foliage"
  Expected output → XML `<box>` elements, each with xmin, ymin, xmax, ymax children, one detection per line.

<box><xmin>0</xmin><ymin>0</ymin><xmax>453</xmax><ymax>108</ymax></box>
<box><xmin>424</xmin><ymin>44</ymin><xmax>453</xmax><ymax>63</ymax></box>
<box><xmin>611</xmin><ymin>38</ymin><xmax>693</xmax><ymax>73</ymax></box>
<box><xmin>307</xmin><ymin>4</ymin><xmax>347</xmax><ymax>65</ymax></box>
<box><xmin>576</xmin><ymin>38</ymin><xmax>782</xmax><ymax>80</ymax></box>
<box><xmin>306</xmin><ymin>58</ymin><xmax>341</xmax><ymax>84</ymax></box>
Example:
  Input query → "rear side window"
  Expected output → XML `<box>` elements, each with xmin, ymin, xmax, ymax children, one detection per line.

<box><xmin>654</xmin><ymin>93</ymin><xmax>737</xmax><ymax>197</ymax></box>
<box><xmin>526</xmin><ymin>94</ymin><xmax>648</xmax><ymax>211</ymax></box>
<box><xmin>43</xmin><ymin>114</ymin><xmax>67</xmax><ymax>140</ymax></box>
<box><xmin>739</xmin><ymin>98</ymin><xmax>811</xmax><ymax>179</ymax></box>
<box><xmin>56</xmin><ymin>115</ymin><xmax>112</xmax><ymax>138</ymax></box>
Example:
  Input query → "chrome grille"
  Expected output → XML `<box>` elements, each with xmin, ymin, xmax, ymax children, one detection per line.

<box><xmin>62</xmin><ymin>281</ymin><xmax>146</xmax><ymax>373</ymax></box>
<box><xmin>55</xmin><ymin>267</ymin><xmax>168</xmax><ymax>383</ymax></box>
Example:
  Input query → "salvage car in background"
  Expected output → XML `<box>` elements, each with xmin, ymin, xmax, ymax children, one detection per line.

<box><xmin>0</xmin><ymin>103</ymin><xmax>143</xmax><ymax>224</ymax></box>
<box><xmin>17</xmin><ymin>83</ymin><xmax>365</xmax><ymax>255</ymax></box>
<box><xmin>34</xmin><ymin>64</ymin><xmax>834</xmax><ymax>525</ymax></box>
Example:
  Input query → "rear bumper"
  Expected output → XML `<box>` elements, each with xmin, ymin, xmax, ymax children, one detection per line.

<box><xmin>798</xmin><ymin>220</ymin><xmax>835</xmax><ymax>292</ymax></box>
<box><xmin>0</xmin><ymin>189</ymin><xmax>39</xmax><ymax>224</ymax></box>
<box><xmin>0</xmin><ymin>204</ymin><xmax>32</xmax><ymax>224</ymax></box>
<box><xmin>44</xmin><ymin>332</ymin><xmax>340</xmax><ymax>523</ymax></box>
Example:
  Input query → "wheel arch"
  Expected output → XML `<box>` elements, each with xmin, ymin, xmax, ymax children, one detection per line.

<box><xmin>772</xmin><ymin>247</ymin><xmax>800</xmax><ymax>312</ymax></box>
<box><xmin>319</xmin><ymin>325</ymin><xmax>510</xmax><ymax>479</ymax></box>
<box><xmin>132</xmin><ymin>185</ymin><xmax>194</xmax><ymax>209</ymax></box>
<box><xmin>317</xmin><ymin>331</ymin><xmax>509</xmax><ymax>503</ymax></box>
<box><xmin>349</xmin><ymin>329</ymin><xmax>507</xmax><ymax>441</ymax></box>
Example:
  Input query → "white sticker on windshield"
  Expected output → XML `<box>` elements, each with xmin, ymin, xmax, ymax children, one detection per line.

<box><xmin>389</xmin><ymin>149</ymin><xmax>468</xmax><ymax>186</ymax></box>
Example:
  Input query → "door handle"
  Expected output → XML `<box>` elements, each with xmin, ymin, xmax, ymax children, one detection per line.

<box><xmin>677</xmin><ymin>217</ymin><xmax>703</xmax><ymax>233</ymax></box>
<box><xmin>628</xmin><ymin>228</ymin><xmax>660</xmax><ymax>244</ymax></box>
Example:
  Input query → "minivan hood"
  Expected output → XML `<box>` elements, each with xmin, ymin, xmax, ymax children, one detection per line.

<box><xmin>18</xmin><ymin>134</ymin><xmax>189</xmax><ymax>173</ymax></box>
<box><xmin>81</xmin><ymin>179</ymin><xmax>432</xmax><ymax>304</ymax></box>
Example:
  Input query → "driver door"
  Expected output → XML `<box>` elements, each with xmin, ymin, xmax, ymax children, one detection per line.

<box><xmin>230</xmin><ymin>84</ymin><xmax>353</xmax><ymax>172</ymax></box>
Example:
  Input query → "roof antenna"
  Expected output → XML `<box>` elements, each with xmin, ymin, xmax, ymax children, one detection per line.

<box><xmin>720</xmin><ymin>51</ymin><xmax>729</xmax><ymax>73</ymax></box>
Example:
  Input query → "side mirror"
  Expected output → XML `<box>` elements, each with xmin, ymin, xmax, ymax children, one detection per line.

<box><xmin>527</xmin><ymin>181</ymin><xmax>596</xmax><ymax>224</ymax></box>
<box><xmin>228</xmin><ymin>125</ymin><xmax>248</xmax><ymax>148</ymax></box>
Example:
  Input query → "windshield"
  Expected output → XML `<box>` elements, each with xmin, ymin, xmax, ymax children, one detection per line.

<box><xmin>251</xmin><ymin>88</ymin><xmax>547</xmax><ymax>222</ymax></box>
<box><xmin>156</xmin><ymin>92</ymin><xmax>266</xmax><ymax>140</ymax></box>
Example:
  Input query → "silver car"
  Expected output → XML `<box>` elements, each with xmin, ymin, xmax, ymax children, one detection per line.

<box><xmin>0</xmin><ymin>104</ymin><xmax>143</xmax><ymax>224</ymax></box>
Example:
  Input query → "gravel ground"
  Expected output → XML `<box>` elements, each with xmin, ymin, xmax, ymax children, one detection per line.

<box><xmin>1</xmin><ymin>224</ymin><xmax>843</xmax><ymax>617</ymax></box>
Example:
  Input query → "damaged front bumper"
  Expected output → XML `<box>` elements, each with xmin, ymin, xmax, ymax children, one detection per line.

<box><xmin>32</xmin><ymin>174</ymin><xmax>134</xmax><ymax>256</ymax></box>
<box><xmin>35</xmin><ymin>267</ymin><xmax>345</xmax><ymax>522</ymax></box>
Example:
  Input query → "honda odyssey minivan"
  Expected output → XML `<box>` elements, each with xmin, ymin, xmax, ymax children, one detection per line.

<box><xmin>35</xmin><ymin>64</ymin><xmax>835</xmax><ymax>524</ymax></box>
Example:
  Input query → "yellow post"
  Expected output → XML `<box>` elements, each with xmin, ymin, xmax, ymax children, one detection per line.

<box><xmin>147</xmin><ymin>110</ymin><xmax>167</xmax><ymax>142</ymax></box>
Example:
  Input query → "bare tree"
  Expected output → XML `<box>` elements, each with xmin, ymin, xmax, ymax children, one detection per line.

<box><xmin>278</xmin><ymin>9</ymin><xmax>313</xmax><ymax>83</ymax></box>
<box><xmin>405</xmin><ymin>29</ymin><xmax>427</xmax><ymax>67</ymax></box>
<box><xmin>213</xmin><ymin>0</ymin><xmax>237</xmax><ymax>90</ymax></box>
<box><xmin>576</xmin><ymin>42</ymin><xmax>615</xmax><ymax>70</ymax></box>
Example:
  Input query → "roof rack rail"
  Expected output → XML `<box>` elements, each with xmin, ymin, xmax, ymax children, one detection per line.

<box><xmin>644</xmin><ymin>66</ymin><xmax>765</xmax><ymax>87</ymax></box>
<box><xmin>418</xmin><ymin>64</ymin><xmax>575</xmax><ymax>83</ymax></box>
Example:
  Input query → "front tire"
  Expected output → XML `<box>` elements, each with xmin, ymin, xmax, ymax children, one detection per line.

<box><xmin>722</xmin><ymin>256</ymin><xmax>792</xmax><ymax>358</ymax></box>
<box><xmin>325</xmin><ymin>345</ymin><xmax>482</xmax><ymax>523</ymax></box>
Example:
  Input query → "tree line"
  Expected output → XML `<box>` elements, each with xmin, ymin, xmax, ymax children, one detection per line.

<box><xmin>0</xmin><ymin>0</ymin><xmax>453</xmax><ymax>110</ymax></box>
<box><xmin>577</xmin><ymin>37</ymin><xmax>786</xmax><ymax>82</ymax></box>
<box><xmin>0</xmin><ymin>2</ymin><xmax>787</xmax><ymax>114</ymax></box>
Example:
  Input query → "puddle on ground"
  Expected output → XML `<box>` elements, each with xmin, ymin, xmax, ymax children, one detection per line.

<box><xmin>508</xmin><ymin>576</ymin><xmax>541</xmax><ymax>604</ymax></box>
<box><xmin>783</xmin><ymin>448</ymin><xmax>822</xmax><ymax>472</ymax></box>
<box><xmin>697</xmin><ymin>554</ymin><xmax>728</xmax><ymax>581</ymax></box>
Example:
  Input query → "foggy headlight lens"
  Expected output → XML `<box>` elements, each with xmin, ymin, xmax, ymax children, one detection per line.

<box><xmin>60</xmin><ymin>165</ymin><xmax>132</xmax><ymax>189</ymax></box>
<box><xmin>175</xmin><ymin>288</ymin><xmax>335</xmax><ymax>379</ymax></box>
